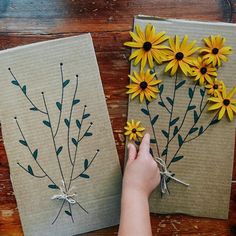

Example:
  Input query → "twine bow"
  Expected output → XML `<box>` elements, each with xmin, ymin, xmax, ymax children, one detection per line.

<box><xmin>154</xmin><ymin>157</ymin><xmax>189</xmax><ymax>194</ymax></box>
<box><xmin>51</xmin><ymin>181</ymin><xmax>77</xmax><ymax>204</ymax></box>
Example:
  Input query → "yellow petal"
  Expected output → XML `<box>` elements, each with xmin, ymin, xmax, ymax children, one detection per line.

<box><xmin>226</xmin><ymin>106</ymin><xmax>234</xmax><ymax>121</ymax></box>
<box><xmin>141</xmin><ymin>53</ymin><xmax>147</xmax><ymax>69</ymax></box>
<box><xmin>147</xmin><ymin>51</ymin><xmax>154</xmax><ymax>68</ymax></box>
<box><xmin>227</xmin><ymin>86</ymin><xmax>236</xmax><ymax>99</ymax></box>
<box><xmin>124</xmin><ymin>41</ymin><xmax>143</xmax><ymax>48</ymax></box>
<box><xmin>208</xmin><ymin>103</ymin><xmax>222</xmax><ymax>111</ymax></box>
<box><xmin>135</xmin><ymin>24</ymin><xmax>145</xmax><ymax>41</ymax></box>
<box><xmin>130</xmin><ymin>31</ymin><xmax>143</xmax><ymax>43</ymax></box>
<box><xmin>218</xmin><ymin>106</ymin><xmax>226</xmax><ymax>120</ymax></box>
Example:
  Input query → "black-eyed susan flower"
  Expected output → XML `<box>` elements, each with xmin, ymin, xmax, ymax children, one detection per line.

<box><xmin>208</xmin><ymin>84</ymin><xmax>236</xmax><ymax>121</ymax></box>
<box><xmin>191</xmin><ymin>57</ymin><xmax>217</xmax><ymax>86</ymax></box>
<box><xmin>205</xmin><ymin>78</ymin><xmax>224</xmax><ymax>97</ymax></box>
<box><xmin>124</xmin><ymin>120</ymin><xmax>145</xmax><ymax>141</ymax></box>
<box><xmin>163</xmin><ymin>35</ymin><xmax>199</xmax><ymax>76</ymax></box>
<box><xmin>200</xmin><ymin>35</ymin><xmax>232</xmax><ymax>67</ymax></box>
<box><xmin>126</xmin><ymin>69</ymin><xmax>161</xmax><ymax>103</ymax></box>
<box><xmin>124</xmin><ymin>24</ymin><xmax>169</xmax><ymax>69</ymax></box>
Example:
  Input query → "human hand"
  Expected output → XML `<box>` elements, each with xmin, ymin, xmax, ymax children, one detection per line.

<box><xmin>122</xmin><ymin>133</ymin><xmax>160</xmax><ymax>198</ymax></box>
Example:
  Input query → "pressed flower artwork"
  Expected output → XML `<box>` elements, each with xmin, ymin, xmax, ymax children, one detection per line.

<box><xmin>124</xmin><ymin>17</ymin><xmax>236</xmax><ymax>219</ymax></box>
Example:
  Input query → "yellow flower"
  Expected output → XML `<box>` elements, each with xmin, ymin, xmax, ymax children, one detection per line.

<box><xmin>164</xmin><ymin>35</ymin><xmax>199</xmax><ymax>76</ymax></box>
<box><xmin>191</xmin><ymin>57</ymin><xmax>217</xmax><ymax>86</ymax></box>
<box><xmin>124</xmin><ymin>24</ymin><xmax>169</xmax><ymax>69</ymax></box>
<box><xmin>200</xmin><ymin>35</ymin><xmax>232</xmax><ymax>67</ymax></box>
<box><xmin>208</xmin><ymin>84</ymin><xmax>236</xmax><ymax>121</ymax></box>
<box><xmin>124</xmin><ymin>120</ymin><xmax>145</xmax><ymax>141</ymax></box>
<box><xmin>126</xmin><ymin>69</ymin><xmax>161</xmax><ymax>103</ymax></box>
<box><xmin>205</xmin><ymin>78</ymin><xmax>224</xmax><ymax>97</ymax></box>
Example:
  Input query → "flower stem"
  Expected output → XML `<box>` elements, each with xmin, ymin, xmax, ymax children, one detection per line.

<box><xmin>17</xmin><ymin>162</ymin><xmax>46</xmax><ymax>178</ymax></box>
<box><xmin>157</xmin><ymin>83</ymin><xmax>171</xmax><ymax>114</ymax></box>
<box><xmin>52</xmin><ymin>200</ymin><xmax>66</xmax><ymax>225</ymax></box>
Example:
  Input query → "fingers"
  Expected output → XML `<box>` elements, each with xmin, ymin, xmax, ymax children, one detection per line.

<box><xmin>127</xmin><ymin>143</ymin><xmax>137</xmax><ymax>164</ymax></box>
<box><xmin>138</xmin><ymin>133</ymin><xmax>150</xmax><ymax>157</ymax></box>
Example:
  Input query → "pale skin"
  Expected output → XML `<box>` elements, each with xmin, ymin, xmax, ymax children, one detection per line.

<box><xmin>118</xmin><ymin>133</ymin><xmax>161</xmax><ymax>236</ymax></box>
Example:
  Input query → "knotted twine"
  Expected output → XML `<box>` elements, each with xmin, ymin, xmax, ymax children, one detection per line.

<box><xmin>154</xmin><ymin>157</ymin><xmax>189</xmax><ymax>194</ymax></box>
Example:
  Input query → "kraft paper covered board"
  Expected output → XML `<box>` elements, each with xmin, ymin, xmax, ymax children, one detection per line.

<box><xmin>126</xmin><ymin>16</ymin><xmax>236</xmax><ymax>219</ymax></box>
<box><xmin>0</xmin><ymin>34</ymin><xmax>122</xmax><ymax>235</ymax></box>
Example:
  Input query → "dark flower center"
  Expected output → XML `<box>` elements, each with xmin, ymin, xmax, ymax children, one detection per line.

<box><xmin>140</xmin><ymin>81</ymin><xmax>148</xmax><ymax>90</ymax></box>
<box><xmin>175</xmin><ymin>52</ymin><xmax>184</xmax><ymax>60</ymax></box>
<box><xmin>143</xmin><ymin>42</ymin><xmax>152</xmax><ymax>51</ymax></box>
<box><xmin>200</xmin><ymin>67</ymin><xmax>207</xmax><ymax>75</ymax></box>
<box><xmin>223</xmin><ymin>99</ymin><xmax>230</xmax><ymax>106</ymax></box>
<box><xmin>212</xmin><ymin>48</ymin><xmax>219</xmax><ymax>55</ymax></box>
<box><xmin>132</xmin><ymin>128</ymin><xmax>137</xmax><ymax>133</ymax></box>
<box><xmin>213</xmin><ymin>84</ymin><xmax>218</xmax><ymax>90</ymax></box>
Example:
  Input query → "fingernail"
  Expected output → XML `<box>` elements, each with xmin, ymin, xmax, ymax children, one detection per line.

<box><xmin>127</xmin><ymin>143</ymin><xmax>131</xmax><ymax>149</ymax></box>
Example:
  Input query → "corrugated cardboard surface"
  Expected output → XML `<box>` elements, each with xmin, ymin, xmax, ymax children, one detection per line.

<box><xmin>126</xmin><ymin>16</ymin><xmax>236</xmax><ymax>219</ymax></box>
<box><xmin>0</xmin><ymin>34</ymin><xmax>122</xmax><ymax>235</ymax></box>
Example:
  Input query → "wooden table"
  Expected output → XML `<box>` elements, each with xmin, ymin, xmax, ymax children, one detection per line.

<box><xmin>0</xmin><ymin>0</ymin><xmax>235</xmax><ymax>235</ymax></box>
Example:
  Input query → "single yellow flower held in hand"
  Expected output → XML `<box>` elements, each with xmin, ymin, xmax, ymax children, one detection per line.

<box><xmin>124</xmin><ymin>24</ymin><xmax>169</xmax><ymax>69</ymax></box>
<box><xmin>200</xmin><ymin>35</ymin><xmax>232</xmax><ymax>67</ymax></box>
<box><xmin>205</xmin><ymin>78</ymin><xmax>224</xmax><ymax>97</ymax></box>
<box><xmin>208</xmin><ymin>84</ymin><xmax>236</xmax><ymax>121</ymax></box>
<box><xmin>126</xmin><ymin>69</ymin><xmax>161</xmax><ymax>103</ymax></box>
<box><xmin>164</xmin><ymin>35</ymin><xmax>199</xmax><ymax>76</ymax></box>
<box><xmin>124</xmin><ymin>120</ymin><xmax>145</xmax><ymax>141</ymax></box>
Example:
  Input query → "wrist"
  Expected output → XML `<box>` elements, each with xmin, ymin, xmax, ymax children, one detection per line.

<box><xmin>122</xmin><ymin>184</ymin><xmax>149</xmax><ymax>200</ymax></box>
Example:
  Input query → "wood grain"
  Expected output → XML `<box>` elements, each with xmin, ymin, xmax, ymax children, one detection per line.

<box><xmin>0</xmin><ymin>0</ymin><xmax>235</xmax><ymax>235</ymax></box>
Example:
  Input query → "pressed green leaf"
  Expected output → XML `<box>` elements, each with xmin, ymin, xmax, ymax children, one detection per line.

<box><xmin>187</xmin><ymin>105</ymin><xmax>196</xmax><ymax>111</ymax></box>
<box><xmin>175</xmin><ymin>80</ymin><xmax>186</xmax><ymax>89</ymax></box>
<box><xmin>30</xmin><ymin>107</ymin><xmax>38</xmax><ymax>111</ymax></box>
<box><xmin>56</xmin><ymin>146</ymin><xmax>63</xmax><ymax>155</ymax></box>
<box><xmin>158</xmin><ymin>101</ymin><xmax>165</xmax><ymax>107</ymax></box>
<box><xmin>84</xmin><ymin>132</ymin><xmax>93</xmax><ymax>137</ymax></box>
<box><xmin>200</xmin><ymin>88</ymin><xmax>205</xmax><ymax>97</ymax></box>
<box><xmin>193</xmin><ymin>110</ymin><xmax>198</xmax><ymax>123</ymax></box>
<box><xmin>11</xmin><ymin>80</ymin><xmax>19</xmax><ymax>86</ymax></box>
<box><xmin>161</xmin><ymin>148</ymin><xmax>167</xmax><ymax>156</ymax></box>
<box><xmin>72</xmin><ymin>138</ymin><xmax>78</xmax><ymax>146</ymax></box>
<box><xmin>199</xmin><ymin>126</ymin><xmax>204</xmax><ymax>135</ymax></box>
<box><xmin>159</xmin><ymin>84</ymin><xmax>164</xmax><ymax>94</ymax></box>
<box><xmin>63</xmin><ymin>80</ymin><xmax>70</xmax><ymax>88</ymax></box>
<box><xmin>189</xmin><ymin>127</ymin><xmax>198</xmax><ymax>135</ymax></box>
<box><xmin>188</xmin><ymin>87</ymin><xmax>194</xmax><ymax>99</ymax></box>
<box><xmin>172</xmin><ymin>155</ymin><xmax>184</xmax><ymax>163</ymax></box>
<box><xmin>43</xmin><ymin>120</ymin><xmax>51</xmax><ymax>128</ymax></box>
<box><xmin>56</xmin><ymin>102</ymin><xmax>62</xmax><ymax>111</ymax></box>
<box><xmin>64</xmin><ymin>119</ymin><xmax>70</xmax><ymax>127</ymax></box>
<box><xmin>48</xmin><ymin>184</ymin><xmax>59</xmax><ymax>189</ymax></box>
<box><xmin>84</xmin><ymin>159</ymin><xmax>89</xmax><ymax>169</ymax></box>
<box><xmin>166</xmin><ymin>97</ymin><xmax>173</xmax><ymax>106</ymax></box>
<box><xmin>151</xmin><ymin>115</ymin><xmax>159</xmax><ymax>125</ymax></box>
<box><xmin>79</xmin><ymin>173</ymin><xmax>90</xmax><ymax>178</ymax></box>
<box><xmin>65</xmin><ymin>210</ymin><xmax>72</xmax><ymax>216</ymax></box>
<box><xmin>173</xmin><ymin>126</ymin><xmax>179</xmax><ymax>136</ymax></box>
<box><xmin>19</xmin><ymin>140</ymin><xmax>27</xmax><ymax>146</ymax></box>
<box><xmin>161</xmin><ymin>130</ymin><xmax>169</xmax><ymax>138</ymax></box>
<box><xmin>178</xmin><ymin>134</ymin><xmax>184</xmax><ymax>147</ymax></box>
<box><xmin>135</xmin><ymin>140</ymin><xmax>141</xmax><ymax>146</ymax></box>
<box><xmin>73</xmin><ymin>99</ymin><xmax>80</xmax><ymax>105</ymax></box>
<box><xmin>170</xmin><ymin>117</ymin><xmax>179</xmax><ymax>126</ymax></box>
<box><xmin>76</xmin><ymin>119</ymin><xmax>81</xmax><ymax>129</ymax></box>
<box><xmin>210</xmin><ymin>118</ymin><xmax>219</xmax><ymax>125</ymax></box>
<box><xmin>22</xmin><ymin>85</ymin><xmax>27</xmax><ymax>95</ymax></box>
<box><xmin>32</xmin><ymin>149</ymin><xmax>38</xmax><ymax>160</ymax></box>
<box><xmin>27</xmin><ymin>165</ymin><xmax>34</xmax><ymax>176</ymax></box>
<box><xmin>141</xmin><ymin>108</ymin><xmax>149</xmax><ymax>116</ymax></box>
<box><xmin>83</xmin><ymin>113</ymin><xmax>90</xmax><ymax>119</ymax></box>
<box><xmin>150</xmin><ymin>138</ymin><xmax>157</xmax><ymax>144</ymax></box>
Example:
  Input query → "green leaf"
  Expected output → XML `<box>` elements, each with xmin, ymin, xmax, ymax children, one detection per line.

<box><xmin>64</xmin><ymin>119</ymin><xmax>70</xmax><ymax>127</ymax></box>
<box><xmin>72</xmin><ymin>138</ymin><xmax>78</xmax><ymax>146</ymax></box>
<box><xmin>178</xmin><ymin>134</ymin><xmax>183</xmax><ymax>147</ymax></box>
<box><xmin>65</xmin><ymin>210</ymin><xmax>72</xmax><ymax>216</ymax></box>
<box><xmin>76</xmin><ymin>119</ymin><xmax>81</xmax><ymax>129</ymax></box>
<box><xmin>73</xmin><ymin>99</ymin><xmax>80</xmax><ymax>105</ymax></box>
<box><xmin>210</xmin><ymin>118</ymin><xmax>219</xmax><ymax>126</ymax></box>
<box><xmin>19</xmin><ymin>140</ymin><xmax>27</xmax><ymax>146</ymax></box>
<box><xmin>30</xmin><ymin>107</ymin><xmax>38</xmax><ymax>111</ymax></box>
<box><xmin>32</xmin><ymin>149</ymin><xmax>38</xmax><ymax>160</ymax></box>
<box><xmin>193</xmin><ymin>110</ymin><xmax>198</xmax><ymax>123</ymax></box>
<box><xmin>189</xmin><ymin>127</ymin><xmax>198</xmax><ymax>135</ymax></box>
<box><xmin>187</xmin><ymin>105</ymin><xmax>196</xmax><ymax>111</ymax></box>
<box><xmin>63</xmin><ymin>80</ymin><xmax>70</xmax><ymax>88</ymax></box>
<box><xmin>199</xmin><ymin>126</ymin><xmax>204</xmax><ymax>135</ymax></box>
<box><xmin>141</xmin><ymin>108</ymin><xmax>149</xmax><ymax>116</ymax></box>
<box><xmin>161</xmin><ymin>148</ymin><xmax>167</xmax><ymax>156</ymax></box>
<box><xmin>188</xmin><ymin>87</ymin><xmax>194</xmax><ymax>99</ymax></box>
<box><xmin>161</xmin><ymin>130</ymin><xmax>169</xmax><ymax>138</ymax></box>
<box><xmin>85</xmin><ymin>132</ymin><xmax>93</xmax><ymax>137</ymax></box>
<box><xmin>27</xmin><ymin>165</ymin><xmax>34</xmax><ymax>176</ymax></box>
<box><xmin>43</xmin><ymin>120</ymin><xmax>51</xmax><ymax>128</ymax></box>
<box><xmin>150</xmin><ymin>138</ymin><xmax>157</xmax><ymax>144</ymax></box>
<box><xmin>83</xmin><ymin>113</ymin><xmax>90</xmax><ymax>119</ymax></box>
<box><xmin>48</xmin><ymin>184</ymin><xmax>59</xmax><ymax>189</ymax></box>
<box><xmin>175</xmin><ymin>80</ymin><xmax>186</xmax><ymax>89</ymax></box>
<box><xmin>166</xmin><ymin>97</ymin><xmax>173</xmax><ymax>106</ymax></box>
<box><xmin>79</xmin><ymin>173</ymin><xmax>90</xmax><ymax>178</ymax></box>
<box><xmin>200</xmin><ymin>88</ymin><xmax>205</xmax><ymax>97</ymax></box>
<box><xmin>56</xmin><ymin>102</ymin><xmax>62</xmax><ymax>111</ymax></box>
<box><xmin>170</xmin><ymin>117</ymin><xmax>179</xmax><ymax>126</ymax></box>
<box><xmin>84</xmin><ymin>159</ymin><xmax>89</xmax><ymax>169</ymax></box>
<box><xmin>172</xmin><ymin>155</ymin><xmax>184</xmax><ymax>162</ymax></box>
<box><xmin>151</xmin><ymin>115</ymin><xmax>159</xmax><ymax>125</ymax></box>
<box><xmin>22</xmin><ymin>85</ymin><xmax>27</xmax><ymax>95</ymax></box>
<box><xmin>158</xmin><ymin>101</ymin><xmax>165</xmax><ymax>107</ymax></box>
<box><xmin>56</xmin><ymin>146</ymin><xmax>63</xmax><ymax>155</ymax></box>
<box><xmin>11</xmin><ymin>80</ymin><xmax>19</xmax><ymax>86</ymax></box>
<box><xmin>173</xmin><ymin>126</ymin><xmax>179</xmax><ymax>136</ymax></box>
<box><xmin>135</xmin><ymin>140</ymin><xmax>141</xmax><ymax>146</ymax></box>
<box><xmin>159</xmin><ymin>84</ymin><xmax>164</xmax><ymax>94</ymax></box>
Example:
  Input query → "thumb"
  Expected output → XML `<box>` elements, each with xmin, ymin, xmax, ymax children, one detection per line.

<box><xmin>127</xmin><ymin>143</ymin><xmax>137</xmax><ymax>164</ymax></box>
<box><xmin>138</xmin><ymin>133</ymin><xmax>150</xmax><ymax>157</ymax></box>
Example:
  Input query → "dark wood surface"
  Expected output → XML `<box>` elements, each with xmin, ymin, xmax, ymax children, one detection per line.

<box><xmin>0</xmin><ymin>0</ymin><xmax>235</xmax><ymax>235</ymax></box>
